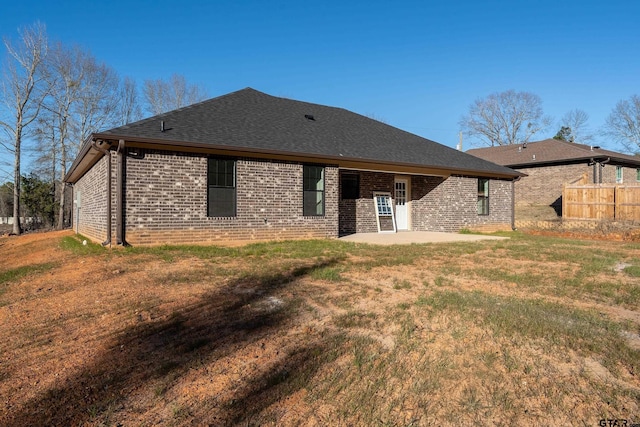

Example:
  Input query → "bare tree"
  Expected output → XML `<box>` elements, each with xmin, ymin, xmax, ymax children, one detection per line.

<box><xmin>116</xmin><ymin>76</ymin><xmax>143</xmax><ymax>125</ymax></box>
<box><xmin>459</xmin><ymin>90</ymin><xmax>552</xmax><ymax>146</ymax></box>
<box><xmin>557</xmin><ymin>109</ymin><xmax>593</xmax><ymax>143</ymax></box>
<box><xmin>0</xmin><ymin>22</ymin><xmax>49</xmax><ymax>235</ymax></box>
<box><xmin>39</xmin><ymin>42</ymin><xmax>120</xmax><ymax>229</ymax></box>
<box><xmin>31</xmin><ymin>111</ymin><xmax>57</xmax><ymax>217</ymax></box>
<box><xmin>73</xmin><ymin>57</ymin><xmax>120</xmax><ymax>144</ymax></box>
<box><xmin>143</xmin><ymin>73</ymin><xmax>208</xmax><ymax>115</ymax></box>
<box><xmin>603</xmin><ymin>95</ymin><xmax>640</xmax><ymax>153</ymax></box>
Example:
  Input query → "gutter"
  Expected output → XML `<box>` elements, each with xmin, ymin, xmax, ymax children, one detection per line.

<box><xmin>588</xmin><ymin>157</ymin><xmax>611</xmax><ymax>183</ymax></box>
<box><xmin>504</xmin><ymin>155</ymin><xmax>638</xmax><ymax>170</ymax></box>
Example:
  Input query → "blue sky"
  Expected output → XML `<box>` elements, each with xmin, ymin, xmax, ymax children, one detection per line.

<box><xmin>1</xmin><ymin>0</ymin><xmax>639</xmax><ymax>179</ymax></box>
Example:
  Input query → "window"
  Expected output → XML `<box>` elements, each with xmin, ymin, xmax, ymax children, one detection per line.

<box><xmin>477</xmin><ymin>178</ymin><xmax>489</xmax><ymax>215</ymax></box>
<box><xmin>208</xmin><ymin>158</ymin><xmax>236</xmax><ymax>217</ymax></box>
<box><xmin>616</xmin><ymin>166</ymin><xmax>623</xmax><ymax>183</ymax></box>
<box><xmin>341</xmin><ymin>173</ymin><xmax>359</xmax><ymax>200</ymax></box>
<box><xmin>303</xmin><ymin>165</ymin><xmax>324</xmax><ymax>216</ymax></box>
<box><xmin>637</xmin><ymin>168</ymin><xmax>640</xmax><ymax>182</ymax></box>
<box><xmin>375</xmin><ymin>193</ymin><xmax>393</xmax><ymax>216</ymax></box>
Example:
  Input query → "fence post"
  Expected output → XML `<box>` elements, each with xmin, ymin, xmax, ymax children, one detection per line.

<box><xmin>614</xmin><ymin>185</ymin><xmax>618</xmax><ymax>221</ymax></box>
<box><xmin>562</xmin><ymin>184</ymin><xmax>566</xmax><ymax>218</ymax></box>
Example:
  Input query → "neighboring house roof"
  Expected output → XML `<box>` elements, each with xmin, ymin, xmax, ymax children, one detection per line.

<box><xmin>66</xmin><ymin>88</ymin><xmax>520</xmax><ymax>182</ymax></box>
<box><xmin>467</xmin><ymin>138</ymin><xmax>640</xmax><ymax>168</ymax></box>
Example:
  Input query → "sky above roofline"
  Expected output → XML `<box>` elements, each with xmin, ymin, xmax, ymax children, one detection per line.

<box><xmin>1</xmin><ymin>0</ymin><xmax>639</xmax><ymax>182</ymax></box>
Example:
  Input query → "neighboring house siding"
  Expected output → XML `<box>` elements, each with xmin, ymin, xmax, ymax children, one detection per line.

<box><xmin>338</xmin><ymin>171</ymin><xmax>513</xmax><ymax>234</ymax></box>
<box><xmin>73</xmin><ymin>154</ymin><xmax>112</xmax><ymax>243</ymax></box>
<box><xmin>514</xmin><ymin>164</ymin><xmax>640</xmax><ymax>210</ymax></box>
<box><xmin>601</xmin><ymin>165</ymin><xmax>638</xmax><ymax>184</ymax></box>
<box><xmin>123</xmin><ymin>149</ymin><xmax>339</xmax><ymax>245</ymax></box>
<box><xmin>514</xmin><ymin>164</ymin><xmax>591</xmax><ymax>207</ymax></box>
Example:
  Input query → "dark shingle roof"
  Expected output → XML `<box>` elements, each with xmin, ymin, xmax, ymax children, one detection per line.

<box><xmin>467</xmin><ymin>138</ymin><xmax>640</xmax><ymax>168</ymax></box>
<box><xmin>85</xmin><ymin>88</ymin><xmax>519</xmax><ymax>178</ymax></box>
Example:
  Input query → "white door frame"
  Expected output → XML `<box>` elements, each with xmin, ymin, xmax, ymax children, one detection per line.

<box><xmin>394</xmin><ymin>176</ymin><xmax>410</xmax><ymax>230</ymax></box>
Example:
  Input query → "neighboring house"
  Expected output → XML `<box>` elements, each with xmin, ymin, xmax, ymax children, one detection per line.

<box><xmin>65</xmin><ymin>88</ymin><xmax>520</xmax><ymax>246</ymax></box>
<box><xmin>468</xmin><ymin>139</ymin><xmax>640</xmax><ymax>214</ymax></box>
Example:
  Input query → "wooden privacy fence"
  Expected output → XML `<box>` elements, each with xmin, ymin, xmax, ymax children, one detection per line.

<box><xmin>563</xmin><ymin>184</ymin><xmax>640</xmax><ymax>221</ymax></box>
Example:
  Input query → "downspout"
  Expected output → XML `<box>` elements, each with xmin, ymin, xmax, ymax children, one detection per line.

<box><xmin>511</xmin><ymin>176</ymin><xmax>521</xmax><ymax>231</ymax></box>
<box><xmin>116</xmin><ymin>139</ymin><xmax>125</xmax><ymax>245</ymax></box>
<box><xmin>590</xmin><ymin>158</ymin><xmax>611</xmax><ymax>184</ymax></box>
<box><xmin>600</xmin><ymin>157</ymin><xmax>610</xmax><ymax>184</ymax></box>
<box><xmin>91</xmin><ymin>140</ymin><xmax>112</xmax><ymax>246</ymax></box>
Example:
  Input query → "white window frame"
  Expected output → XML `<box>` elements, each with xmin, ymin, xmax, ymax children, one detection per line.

<box><xmin>616</xmin><ymin>166</ymin><xmax>623</xmax><ymax>184</ymax></box>
<box><xmin>373</xmin><ymin>191</ymin><xmax>396</xmax><ymax>233</ymax></box>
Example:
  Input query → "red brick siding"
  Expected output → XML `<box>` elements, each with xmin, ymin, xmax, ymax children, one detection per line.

<box><xmin>123</xmin><ymin>149</ymin><xmax>338</xmax><ymax>245</ymax></box>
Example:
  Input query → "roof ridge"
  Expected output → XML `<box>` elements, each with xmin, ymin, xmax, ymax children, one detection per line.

<box><xmin>550</xmin><ymin>138</ymin><xmax>596</xmax><ymax>154</ymax></box>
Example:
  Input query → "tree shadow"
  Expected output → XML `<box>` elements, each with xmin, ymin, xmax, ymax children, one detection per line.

<box><xmin>5</xmin><ymin>257</ymin><xmax>343</xmax><ymax>426</ymax></box>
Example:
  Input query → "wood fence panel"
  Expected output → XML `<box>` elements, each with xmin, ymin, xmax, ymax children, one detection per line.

<box><xmin>616</xmin><ymin>186</ymin><xmax>640</xmax><ymax>221</ymax></box>
<box><xmin>563</xmin><ymin>184</ymin><xmax>640</xmax><ymax>220</ymax></box>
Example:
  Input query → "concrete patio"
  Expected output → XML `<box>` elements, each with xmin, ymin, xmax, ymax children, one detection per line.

<box><xmin>338</xmin><ymin>231</ymin><xmax>508</xmax><ymax>245</ymax></box>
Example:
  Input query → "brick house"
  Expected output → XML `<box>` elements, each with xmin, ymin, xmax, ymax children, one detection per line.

<box><xmin>468</xmin><ymin>139</ymin><xmax>640</xmax><ymax>214</ymax></box>
<box><xmin>65</xmin><ymin>88</ymin><xmax>520</xmax><ymax>246</ymax></box>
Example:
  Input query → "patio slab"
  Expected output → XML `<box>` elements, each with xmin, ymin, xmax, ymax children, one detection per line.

<box><xmin>338</xmin><ymin>231</ymin><xmax>508</xmax><ymax>245</ymax></box>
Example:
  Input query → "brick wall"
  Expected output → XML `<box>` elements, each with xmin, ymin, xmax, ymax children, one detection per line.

<box><xmin>338</xmin><ymin>171</ymin><xmax>396</xmax><ymax>234</ymax></box>
<box><xmin>76</xmin><ymin>151</ymin><xmax>514</xmax><ymax>245</ymax></box>
<box><xmin>601</xmin><ymin>164</ymin><xmax>639</xmax><ymax>184</ymax></box>
<box><xmin>338</xmin><ymin>171</ymin><xmax>513</xmax><ymax>234</ymax></box>
<box><xmin>411</xmin><ymin>175</ymin><xmax>512</xmax><ymax>232</ymax></box>
<box><xmin>122</xmin><ymin>149</ymin><xmax>339</xmax><ymax>245</ymax></box>
<box><xmin>514</xmin><ymin>163</ymin><xmax>589</xmax><ymax>207</ymax></box>
<box><xmin>73</xmin><ymin>153</ymin><xmax>114</xmax><ymax>243</ymax></box>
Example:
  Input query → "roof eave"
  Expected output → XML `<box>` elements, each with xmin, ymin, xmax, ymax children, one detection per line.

<box><xmin>64</xmin><ymin>135</ymin><xmax>109</xmax><ymax>183</ymax></box>
<box><xmin>504</xmin><ymin>154</ymin><xmax>640</xmax><ymax>169</ymax></box>
<box><xmin>65</xmin><ymin>133</ymin><xmax>522</xmax><ymax>183</ymax></box>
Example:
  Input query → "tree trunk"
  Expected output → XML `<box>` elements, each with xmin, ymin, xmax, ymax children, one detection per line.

<box><xmin>50</xmin><ymin>146</ymin><xmax>57</xmax><ymax>227</ymax></box>
<box><xmin>57</xmin><ymin>145</ymin><xmax>66</xmax><ymax>229</ymax></box>
<box><xmin>12</xmin><ymin>128</ymin><xmax>22</xmax><ymax>235</ymax></box>
<box><xmin>57</xmin><ymin>184</ymin><xmax>65</xmax><ymax>229</ymax></box>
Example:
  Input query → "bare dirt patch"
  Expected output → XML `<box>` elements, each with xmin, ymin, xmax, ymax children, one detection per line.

<box><xmin>1</xmin><ymin>231</ymin><xmax>639</xmax><ymax>426</ymax></box>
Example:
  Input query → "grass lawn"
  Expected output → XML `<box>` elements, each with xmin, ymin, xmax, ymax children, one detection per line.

<box><xmin>1</xmin><ymin>230</ymin><xmax>639</xmax><ymax>426</ymax></box>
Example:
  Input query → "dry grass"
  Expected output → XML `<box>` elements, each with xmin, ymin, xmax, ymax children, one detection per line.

<box><xmin>1</xmin><ymin>230</ymin><xmax>639</xmax><ymax>426</ymax></box>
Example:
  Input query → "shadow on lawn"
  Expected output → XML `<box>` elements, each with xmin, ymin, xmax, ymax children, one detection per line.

<box><xmin>6</xmin><ymin>258</ymin><xmax>343</xmax><ymax>426</ymax></box>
